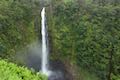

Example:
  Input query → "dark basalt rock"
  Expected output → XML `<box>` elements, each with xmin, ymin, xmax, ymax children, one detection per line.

<box><xmin>48</xmin><ymin>71</ymin><xmax>64</xmax><ymax>80</ymax></box>
<box><xmin>48</xmin><ymin>60</ymin><xmax>73</xmax><ymax>80</ymax></box>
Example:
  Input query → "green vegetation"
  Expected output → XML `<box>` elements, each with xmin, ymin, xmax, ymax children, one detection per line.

<box><xmin>0</xmin><ymin>0</ymin><xmax>120</xmax><ymax>80</ymax></box>
<box><xmin>78</xmin><ymin>68</ymin><xmax>100</xmax><ymax>80</ymax></box>
<box><xmin>0</xmin><ymin>59</ymin><xmax>47</xmax><ymax>80</ymax></box>
<box><xmin>0</xmin><ymin>0</ymin><xmax>38</xmax><ymax>58</ymax></box>
<box><xmin>48</xmin><ymin>0</ymin><xmax>120</xmax><ymax>80</ymax></box>
<box><xmin>0</xmin><ymin>0</ymin><xmax>46</xmax><ymax>79</ymax></box>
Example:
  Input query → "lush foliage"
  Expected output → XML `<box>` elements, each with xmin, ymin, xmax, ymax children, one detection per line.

<box><xmin>0</xmin><ymin>0</ymin><xmax>120</xmax><ymax>80</ymax></box>
<box><xmin>48</xmin><ymin>0</ymin><xmax>120</xmax><ymax>80</ymax></box>
<box><xmin>0</xmin><ymin>59</ymin><xmax>47</xmax><ymax>80</ymax></box>
<box><xmin>0</xmin><ymin>0</ymin><xmax>38</xmax><ymax>58</ymax></box>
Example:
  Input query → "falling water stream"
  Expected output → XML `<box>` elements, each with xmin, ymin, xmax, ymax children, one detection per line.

<box><xmin>41</xmin><ymin>7</ymin><xmax>49</xmax><ymax>75</ymax></box>
<box><xmin>14</xmin><ymin>7</ymin><xmax>72</xmax><ymax>80</ymax></box>
<box><xmin>41</xmin><ymin>7</ymin><xmax>68</xmax><ymax>80</ymax></box>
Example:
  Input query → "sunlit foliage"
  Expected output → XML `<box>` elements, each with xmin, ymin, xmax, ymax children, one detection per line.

<box><xmin>0</xmin><ymin>60</ymin><xmax>47</xmax><ymax>80</ymax></box>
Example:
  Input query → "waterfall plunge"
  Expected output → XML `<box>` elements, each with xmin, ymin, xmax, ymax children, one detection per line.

<box><xmin>41</xmin><ymin>7</ymin><xmax>65</xmax><ymax>80</ymax></box>
<box><xmin>41</xmin><ymin>7</ymin><xmax>49</xmax><ymax>75</ymax></box>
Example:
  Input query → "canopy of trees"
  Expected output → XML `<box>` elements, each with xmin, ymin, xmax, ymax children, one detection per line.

<box><xmin>48</xmin><ymin>0</ymin><xmax>120</xmax><ymax>80</ymax></box>
<box><xmin>0</xmin><ymin>0</ymin><xmax>120</xmax><ymax>80</ymax></box>
<box><xmin>0</xmin><ymin>0</ymin><xmax>40</xmax><ymax>58</ymax></box>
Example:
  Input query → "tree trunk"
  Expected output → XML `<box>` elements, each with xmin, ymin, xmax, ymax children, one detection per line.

<box><xmin>107</xmin><ymin>44</ymin><xmax>114</xmax><ymax>80</ymax></box>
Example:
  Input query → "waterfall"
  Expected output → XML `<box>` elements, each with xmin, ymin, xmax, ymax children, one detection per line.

<box><xmin>41</xmin><ymin>7</ymin><xmax>49</xmax><ymax>75</ymax></box>
<box><xmin>41</xmin><ymin>7</ymin><xmax>64</xmax><ymax>80</ymax></box>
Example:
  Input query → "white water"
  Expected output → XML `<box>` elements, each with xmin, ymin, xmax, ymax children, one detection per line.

<box><xmin>41</xmin><ymin>7</ymin><xmax>49</xmax><ymax>75</ymax></box>
<box><xmin>41</xmin><ymin>7</ymin><xmax>64</xmax><ymax>79</ymax></box>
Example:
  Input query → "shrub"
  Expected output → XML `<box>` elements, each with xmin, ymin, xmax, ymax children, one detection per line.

<box><xmin>0</xmin><ymin>60</ymin><xmax>47</xmax><ymax>80</ymax></box>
